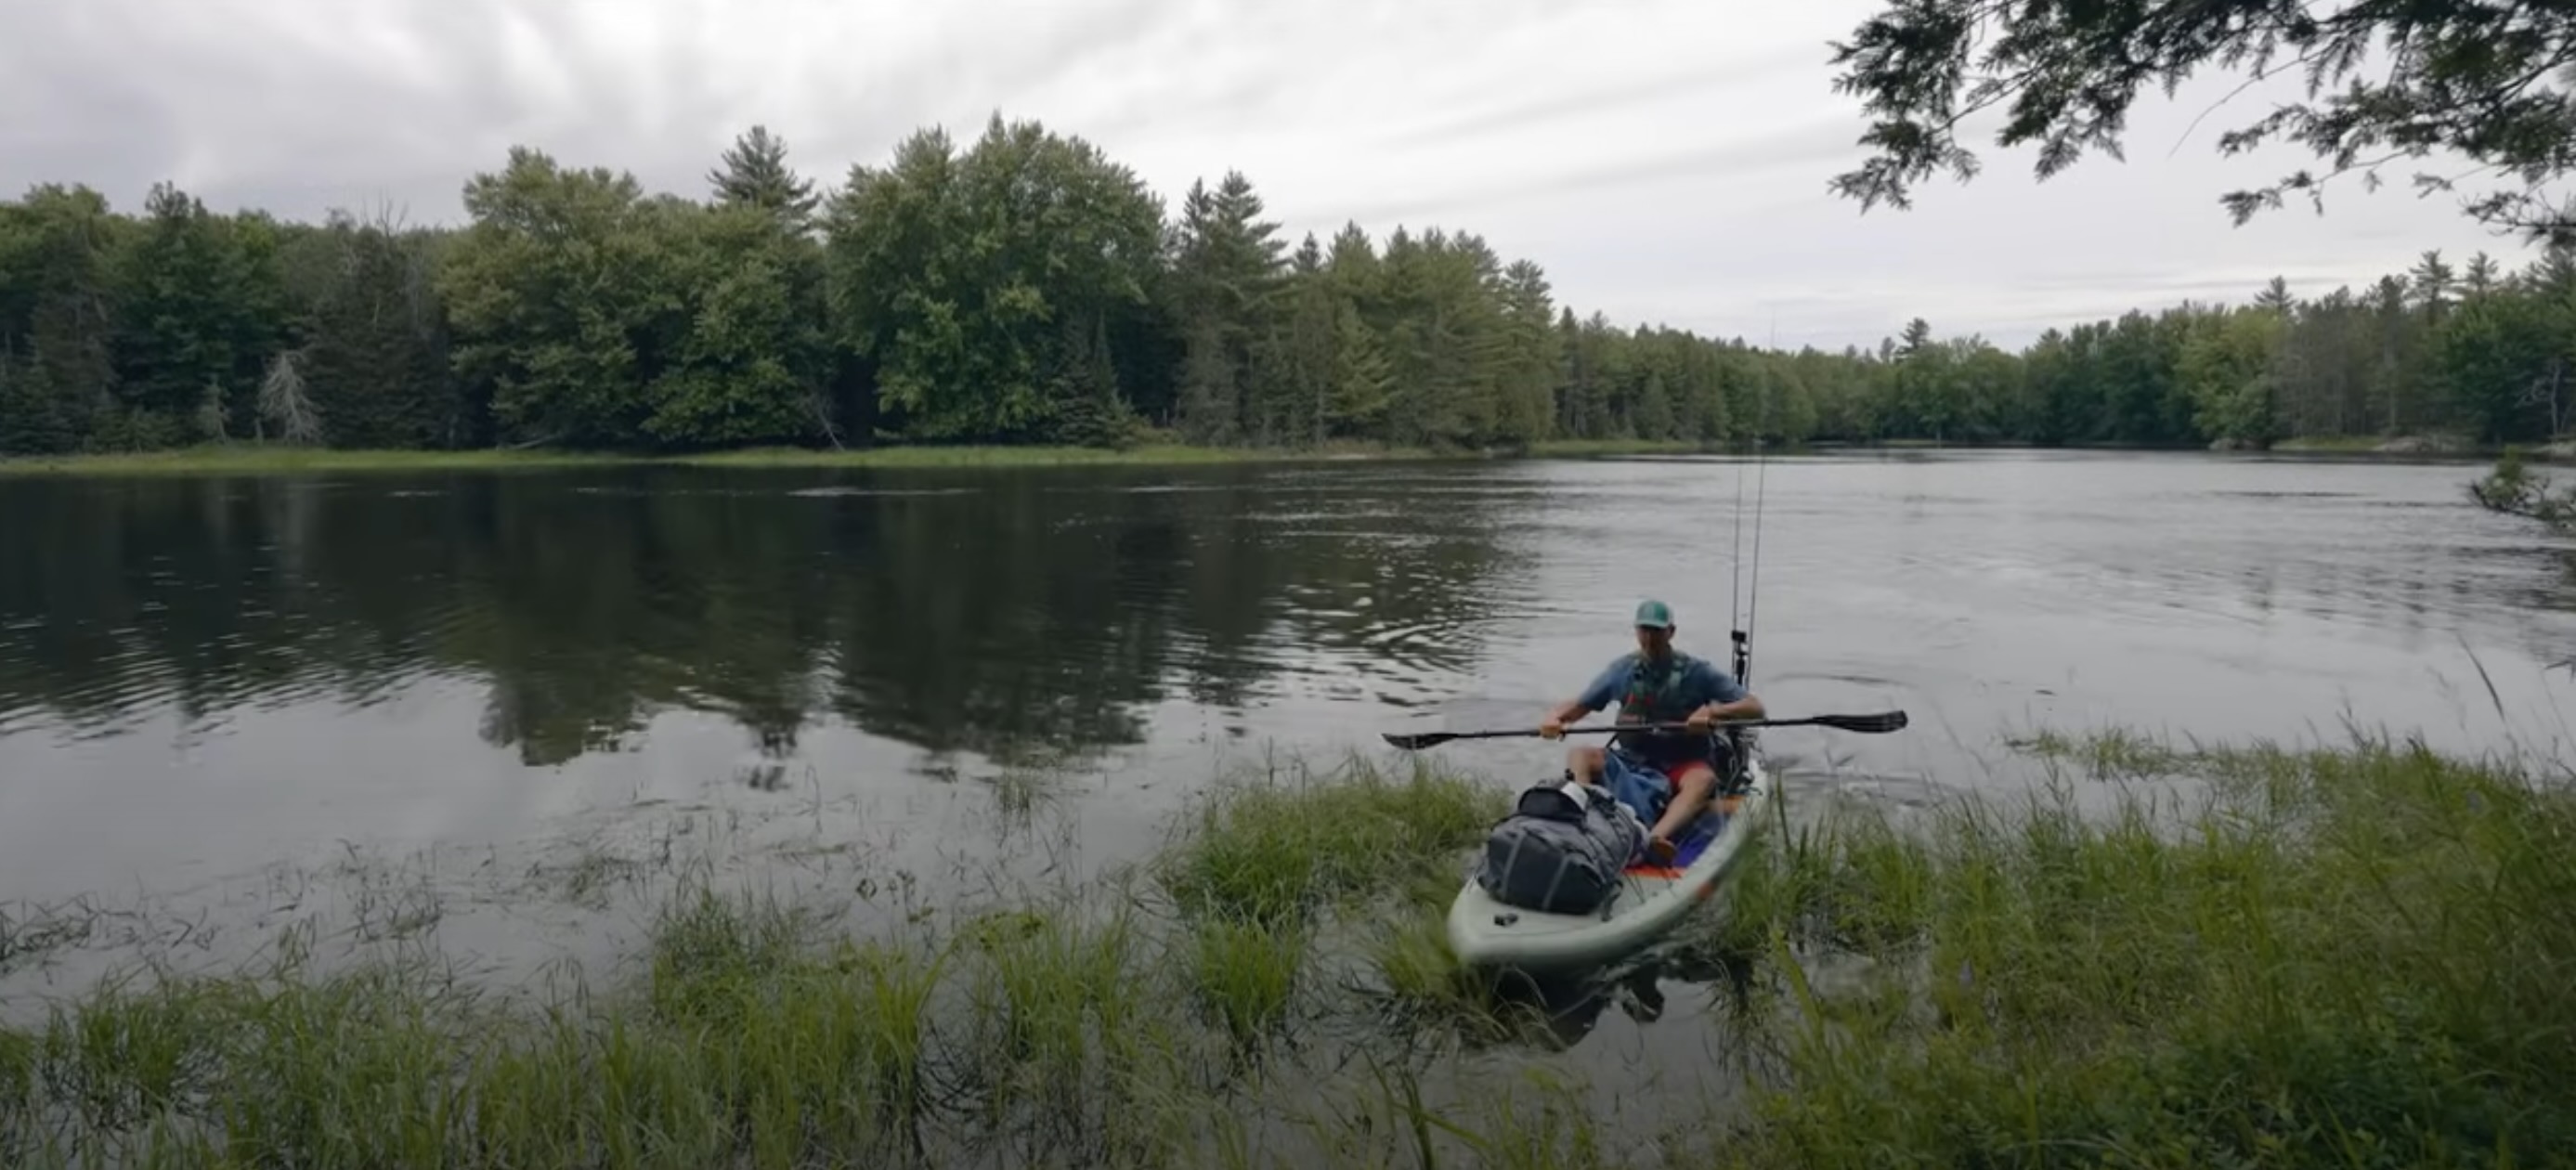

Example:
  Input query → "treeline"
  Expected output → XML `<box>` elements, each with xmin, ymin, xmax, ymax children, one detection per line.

<box><xmin>1</xmin><ymin>114</ymin><xmax>2569</xmax><ymax>457</ymax></box>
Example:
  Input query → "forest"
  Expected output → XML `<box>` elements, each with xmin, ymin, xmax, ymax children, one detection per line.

<box><xmin>1</xmin><ymin>115</ymin><xmax>2569</xmax><ymax>458</ymax></box>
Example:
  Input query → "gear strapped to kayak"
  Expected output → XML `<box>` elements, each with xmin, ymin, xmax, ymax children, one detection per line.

<box><xmin>1476</xmin><ymin>776</ymin><xmax>1648</xmax><ymax>916</ymax></box>
<box><xmin>1447</xmin><ymin>746</ymin><xmax>1775</xmax><ymax>970</ymax></box>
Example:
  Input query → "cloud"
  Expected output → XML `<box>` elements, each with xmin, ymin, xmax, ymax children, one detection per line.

<box><xmin>0</xmin><ymin>0</ymin><xmax>2541</xmax><ymax>351</ymax></box>
<box><xmin>1321</xmin><ymin>116</ymin><xmax>1864</xmax><ymax>228</ymax></box>
<box><xmin>1373</xmin><ymin>49</ymin><xmax>1819</xmax><ymax>150</ymax></box>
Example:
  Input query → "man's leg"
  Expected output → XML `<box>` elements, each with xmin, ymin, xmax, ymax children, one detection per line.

<box><xmin>1595</xmin><ymin>750</ymin><xmax>1668</xmax><ymax>824</ymax></box>
<box><xmin>1646</xmin><ymin>761</ymin><xmax>1718</xmax><ymax>861</ymax></box>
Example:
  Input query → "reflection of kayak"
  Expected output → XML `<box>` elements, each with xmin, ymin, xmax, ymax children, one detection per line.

<box><xmin>1446</xmin><ymin>737</ymin><xmax>1771</xmax><ymax>973</ymax></box>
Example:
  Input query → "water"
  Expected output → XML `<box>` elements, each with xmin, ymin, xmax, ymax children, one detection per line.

<box><xmin>3</xmin><ymin>449</ymin><xmax>2572</xmax><ymax>1065</ymax></box>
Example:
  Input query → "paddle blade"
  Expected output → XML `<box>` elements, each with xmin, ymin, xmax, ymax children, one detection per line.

<box><xmin>1810</xmin><ymin>710</ymin><xmax>1908</xmax><ymax>734</ymax></box>
<box><xmin>1382</xmin><ymin>726</ymin><xmax>1553</xmax><ymax>749</ymax></box>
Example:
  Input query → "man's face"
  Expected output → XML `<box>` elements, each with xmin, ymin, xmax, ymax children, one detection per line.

<box><xmin>1634</xmin><ymin>624</ymin><xmax>1673</xmax><ymax>657</ymax></box>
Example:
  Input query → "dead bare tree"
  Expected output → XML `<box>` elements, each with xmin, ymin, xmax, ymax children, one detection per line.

<box><xmin>2522</xmin><ymin>359</ymin><xmax>2569</xmax><ymax>439</ymax></box>
<box><xmin>258</xmin><ymin>348</ymin><xmax>322</xmax><ymax>445</ymax></box>
<box><xmin>809</xmin><ymin>385</ymin><xmax>846</xmax><ymax>450</ymax></box>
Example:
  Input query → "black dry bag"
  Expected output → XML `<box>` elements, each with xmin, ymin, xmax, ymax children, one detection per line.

<box><xmin>1475</xmin><ymin>778</ymin><xmax>1646</xmax><ymax>915</ymax></box>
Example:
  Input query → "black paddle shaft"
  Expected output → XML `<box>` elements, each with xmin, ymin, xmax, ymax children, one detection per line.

<box><xmin>1381</xmin><ymin>710</ymin><xmax>1907</xmax><ymax>750</ymax></box>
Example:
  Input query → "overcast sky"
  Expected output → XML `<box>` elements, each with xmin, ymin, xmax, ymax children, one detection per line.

<box><xmin>1</xmin><ymin>0</ymin><xmax>2543</xmax><ymax>351</ymax></box>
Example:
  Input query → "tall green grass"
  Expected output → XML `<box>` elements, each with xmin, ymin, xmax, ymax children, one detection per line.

<box><xmin>1151</xmin><ymin>755</ymin><xmax>1510</xmax><ymax>1046</ymax></box>
<box><xmin>0</xmin><ymin>757</ymin><xmax>1519</xmax><ymax>1168</ymax></box>
<box><xmin>5</xmin><ymin>736</ymin><xmax>2568</xmax><ymax>1167</ymax></box>
<box><xmin>1710</xmin><ymin>733</ymin><xmax>2576</xmax><ymax>1168</ymax></box>
<box><xmin>1191</xmin><ymin>917</ymin><xmax>1308</xmax><ymax>1045</ymax></box>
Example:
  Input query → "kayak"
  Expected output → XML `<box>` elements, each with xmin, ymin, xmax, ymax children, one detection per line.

<box><xmin>1445</xmin><ymin>736</ymin><xmax>1772</xmax><ymax>973</ymax></box>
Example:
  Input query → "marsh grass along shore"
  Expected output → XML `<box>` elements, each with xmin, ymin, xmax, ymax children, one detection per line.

<box><xmin>2</xmin><ymin>734</ymin><xmax>2572</xmax><ymax>1167</ymax></box>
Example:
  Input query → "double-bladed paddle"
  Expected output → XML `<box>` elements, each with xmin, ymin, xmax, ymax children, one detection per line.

<box><xmin>1380</xmin><ymin>710</ymin><xmax>1908</xmax><ymax>751</ymax></box>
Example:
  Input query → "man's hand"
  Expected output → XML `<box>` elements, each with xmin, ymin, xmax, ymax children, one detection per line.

<box><xmin>1685</xmin><ymin>706</ymin><xmax>1715</xmax><ymax>734</ymax></box>
<box><xmin>1540</xmin><ymin>716</ymin><xmax>1566</xmax><ymax>740</ymax></box>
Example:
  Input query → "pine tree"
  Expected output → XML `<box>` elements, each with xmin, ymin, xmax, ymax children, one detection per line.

<box><xmin>2370</xmin><ymin>276</ymin><xmax>2413</xmax><ymax>436</ymax></box>
<box><xmin>305</xmin><ymin>213</ymin><xmax>459</xmax><ymax>447</ymax></box>
<box><xmin>19</xmin><ymin>186</ymin><xmax>117</xmax><ymax>450</ymax></box>
<box><xmin>709</xmin><ymin>125</ymin><xmax>819</xmax><ymax>227</ymax></box>
<box><xmin>1495</xmin><ymin>259</ymin><xmax>1559</xmax><ymax>446</ymax></box>
<box><xmin>2465</xmin><ymin>252</ymin><xmax>2501</xmax><ymax>299</ymax></box>
<box><xmin>1167</xmin><ymin>172</ymin><xmax>1286</xmax><ymax>443</ymax></box>
<box><xmin>1326</xmin><ymin>301</ymin><xmax>1392</xmax><ymax>438</ymax></box>
<box><xmin>1281</xmin><ymin>234</ymin><xmax>1337</xmax><ymax>446</ymax></box>
<box><xmin>1636</xmin><ymin>370</ymin><xmax>1675</xmax><ymax>439</ymax></box>
<box><xmin>2412</xmin><ymin>251</ymin><xmax>2456</xmax><ymax>322</ymax></box>
<box><xmin>1045</xmin><ymin>308</ymin><xmax>1136</xmax><ymax>448</ymax></box>
<box><xmin>2532</xmin><ymin>247</ymin><xmax>2576</xmax><ymax>299</ymax></box>
<box><xmin>0</xmin><ymin>344</ymin><xmax>74</xmax><ymax>454</ymax></box>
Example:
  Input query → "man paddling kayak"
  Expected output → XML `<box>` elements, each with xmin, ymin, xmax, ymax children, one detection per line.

<box><xmin>1539</xmin><ymin>599</ymin><xmax>1764</xmax><ymax>865</ymax></box>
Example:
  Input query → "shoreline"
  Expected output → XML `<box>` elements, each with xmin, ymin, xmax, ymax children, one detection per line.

<box><xmin>1</xmin><ymin>434</ymin><xmax>2564</xmax><ymax>477</ymax></box>
<box><xmin>0</xmin><ymin>438</ymin><xmax>1723</xmax><ymax>476</ymax></box>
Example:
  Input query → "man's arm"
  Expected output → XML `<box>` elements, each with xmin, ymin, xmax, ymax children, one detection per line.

<box><xmin>1542</xmin><ymin>658</ymin><xmax>1628</xmax><ymax>737</ymax></box>
<box><xmin>1685</xmin><ymin>662</ymin><xmax>1763</xmax><ymax>730</ymax></box>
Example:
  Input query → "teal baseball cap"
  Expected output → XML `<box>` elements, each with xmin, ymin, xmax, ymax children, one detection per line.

<box><xmin>1633</xmin><ymin>599</ymin><xmax>1675</xmax><ymax>630</ymax></box>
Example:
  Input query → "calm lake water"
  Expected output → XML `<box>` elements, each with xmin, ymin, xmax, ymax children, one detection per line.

<box><xmin>5</xmin><ymin>449</ymin><xmax>2574</xmax><ymax>1066</ymax></box>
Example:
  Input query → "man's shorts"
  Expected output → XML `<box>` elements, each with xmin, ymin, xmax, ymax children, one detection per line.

<box><xmin>1598</xmin><ymin>748</ymin><xmax>1719</xmax><ymax>826</ymax></box>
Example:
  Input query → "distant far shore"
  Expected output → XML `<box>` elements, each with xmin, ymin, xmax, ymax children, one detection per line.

<box><xmin>1</xmin><ymin>434</ymin><xmax>2565</xmax><ymax>476</ymax></box>
<box><xmin>0</xmin><ymin>437</ymin><xmax>1720</xmax><ymax>476</ymax></box>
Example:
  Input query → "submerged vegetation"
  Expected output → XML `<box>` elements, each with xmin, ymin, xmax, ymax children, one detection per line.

<box><xmin>3</xmin><ymin>735</ymin><xmax>2571</xmax><ymax>1167</ymax></box>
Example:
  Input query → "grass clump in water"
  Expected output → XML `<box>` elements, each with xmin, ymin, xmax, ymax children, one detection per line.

<box><xmin>633</xmin><ymin>884</ymin><xmax>954</xmax><ymax>1165</ymax></box>
<box><xmin>1151</xmin><ymin>755</ymin><xmax>1506</xmax><ymax>1048</ymax></box>
<box><xmin>1190</xmin><ymin>917</ymin><xmax>1308</xmax><ymax>1046</ymax></box>
<box><xmin>1713</xmin><ymin>733</ymin><xmax>2576</xmax><ymax>1168</ymax></box>
<box><xmin>963</xmin><ymin>904</ymin><xmax>1145</xmax><ymax>1087</ymax></box>
<box><xmin>1349</xmin><ymin>863</ymin><xmax>1546</xmax><ymax>1046</ymax></box>
<box><xmin>2005</xmin><ymin>724</ymin><xmax>2195</xmax><ymax>781</ymax></box>
<box><xmin>1154</xmin><ymin>755</ymin><xmax>1503</xmax><ymax>930</ymax></box>
<box><xmin>1698</xmin><ymin>808</ymin><xmax>1934</xmax><ymax>967</ymax></box>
